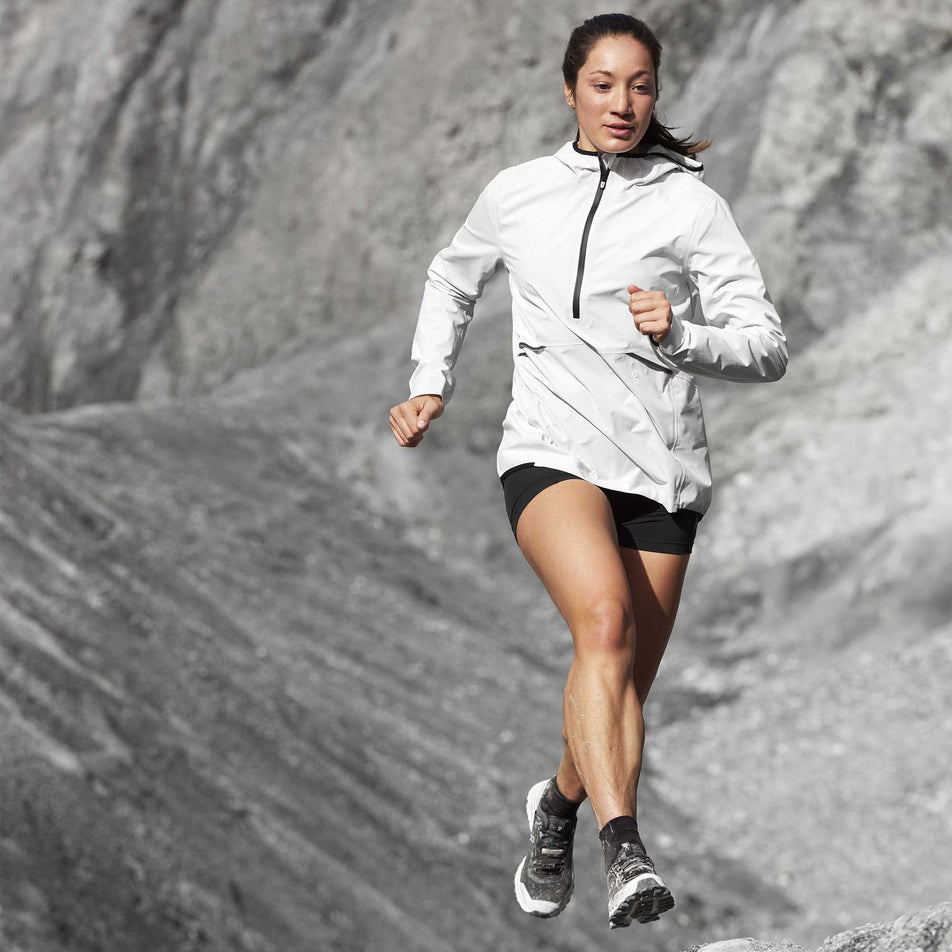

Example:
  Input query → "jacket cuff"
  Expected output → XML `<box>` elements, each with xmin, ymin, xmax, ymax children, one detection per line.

<box><xmin>650</xmin><ymin>313</ymin><xmax>687</xmax><ymax>366</ymax></box>
<box><xmin>408</xmin><ymin>366</ymin><xmax>452</xmax><ymax>404</ymax></box>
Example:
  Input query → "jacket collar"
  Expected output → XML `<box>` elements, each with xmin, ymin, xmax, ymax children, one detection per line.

<box><xmin>554</xmin><ymin>137</ymin><xmax>704</xmax><ymax>185</ymax></box>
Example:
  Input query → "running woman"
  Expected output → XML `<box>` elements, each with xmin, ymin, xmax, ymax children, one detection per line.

<box><xmin>389</xmin><ymin>13</ymin><xmax>787</xmax><ymax>930</ymax></box>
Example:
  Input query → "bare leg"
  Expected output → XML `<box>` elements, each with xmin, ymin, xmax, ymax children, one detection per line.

<box><xmin>516</xmin><ymin>480</ymin><xmax>652</xmax><ymax>828</ymax></box>
<box><xmin>555</xmin><ymin>547</ymin><xmax>690</xmax><ymax>810</ymax></box>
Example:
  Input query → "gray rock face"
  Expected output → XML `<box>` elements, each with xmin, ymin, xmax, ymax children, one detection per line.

<box><xmin>0</xmin><ymin>0</ymin><xmax>407</xmax><ymax>410</ymax></box>
<box><xmin>694</xmin><ymin>939</ymin><xmax>808</xmax><ymax>952</ymax></box>
<box><xmin>2</xmin><ymin>0</ymin><xmax>949</xmax><ymax>409</ymax></box>
<box><xmin>816</xmin><ymin>903</ymin><xmax>952</xmax><ymax>952</ymax></box>
<box><xmin>687</xmin><ymin>901</ymin><xmax>952</xmax><ymax>951</ymax></box>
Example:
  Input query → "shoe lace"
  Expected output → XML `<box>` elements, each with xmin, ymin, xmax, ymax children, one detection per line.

<box><xmin>532</xmin><ymin>814</ymin><xmax>574</xmax><ymax>875</ymax></box>
<box><xmin>612</xmin><ymin>841</ymin><xmax>654</xmax><ymax>877</ymax></box>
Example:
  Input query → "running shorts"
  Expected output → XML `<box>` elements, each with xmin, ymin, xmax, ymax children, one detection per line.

<box><xmin>500</xmin><ymin>462</ymin><xmax>702</xmax><ymax>554</ymax></box>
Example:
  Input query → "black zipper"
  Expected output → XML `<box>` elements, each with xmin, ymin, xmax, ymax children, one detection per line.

<box><xmin>572</xmin><ymin>154</ymin><xmax>609</xmax><ymax>320</ymax></box>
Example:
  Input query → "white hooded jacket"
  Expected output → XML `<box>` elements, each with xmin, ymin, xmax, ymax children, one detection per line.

<box><xmin>408</xmin><ymin>140</ymin><xmax>787</xmax><ymax>515</ymax></box>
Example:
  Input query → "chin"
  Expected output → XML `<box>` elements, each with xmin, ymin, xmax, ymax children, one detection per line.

<box><xmin>602</xmin><ymin>138</ymin><xmax>642</xmax><ymax>153</ymax></box>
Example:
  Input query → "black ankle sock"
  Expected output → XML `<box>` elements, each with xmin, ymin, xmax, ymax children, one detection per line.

<box><xmin>598</xmin><ymin>815</ymin><xmax>642</xmax><ymax>870</ymax></box>
<box><xmin>540</xmin><ymin>777</ymin><xmax>583</xmax><ymax>819</ymax></box>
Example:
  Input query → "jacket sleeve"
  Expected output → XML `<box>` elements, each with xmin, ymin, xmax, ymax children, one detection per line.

<box><xmin>408</xmin><ymin>176</ymin><xmax>503</xmax><ymax>404</ymax></box>
<box><xmin>650</xmin><ymin>195</ymin><xmax>788</xmax><ymax>382</ymax></box>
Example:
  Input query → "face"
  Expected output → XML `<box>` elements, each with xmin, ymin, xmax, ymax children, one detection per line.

<box><xmin>564</xmin><ymin>35</ymin><xmax>657</xmax><ymax>153</ymax></box>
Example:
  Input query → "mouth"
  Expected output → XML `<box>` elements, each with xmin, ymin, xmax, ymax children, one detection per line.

<box><xmin>605</xmin><ymin>124</ymin><xmax>635</xmax><ymax>134</ymax></box>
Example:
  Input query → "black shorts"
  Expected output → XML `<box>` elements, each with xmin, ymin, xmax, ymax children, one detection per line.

<box><xmin>500</xmin><ymin>463</ymin><xmax>702</xmax><ymax>554</ymax></box>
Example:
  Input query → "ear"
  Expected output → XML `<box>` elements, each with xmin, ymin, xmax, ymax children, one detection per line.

<box><xmin>563</xmin><ymin>81</ymin><xmax>575</xmax><ymax>109</ymax></box>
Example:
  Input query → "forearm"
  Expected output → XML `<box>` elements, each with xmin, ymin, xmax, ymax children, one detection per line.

<box><xmin>408</xmin><ymin>278</ymin><xmax>474</xmax><ymax>402</ymax></box>
<box><xmin>407</xmin><ymin>177</ymin><xmax>502</xmax><ymax>403</ymax></box>
<box><xmin>650</xmin><ymin>313</ymin><xmax>788</xmax><ymax>382</ymax></box>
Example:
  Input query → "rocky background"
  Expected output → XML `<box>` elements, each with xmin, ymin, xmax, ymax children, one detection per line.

<box><xmin>1</xmin><ymin>1</ymin><xmax>950</xmax><ymax>950</ymax></box>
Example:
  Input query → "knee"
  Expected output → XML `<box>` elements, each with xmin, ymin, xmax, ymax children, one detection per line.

<box><xmin>572</xmin><ymin>598</ymin><xmax>634</xmax><ymax>662</ymax></box>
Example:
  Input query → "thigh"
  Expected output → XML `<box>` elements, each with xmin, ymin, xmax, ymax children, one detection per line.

<box><xmin>620</xmin><ymin>548</ymin><xmax>691</xmax><ymax>703</ymax></box>
<box><xmin>515</xmin><ymin>478</ymin><xmax>633</xmax><ymax>637</ymax></box>
<box><xmin>501</xmin><ymin>463</ymin><xmax>580</xmax><ymax>537</ymax></box>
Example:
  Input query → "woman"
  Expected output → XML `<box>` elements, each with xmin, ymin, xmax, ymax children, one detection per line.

<box><xmin>389</xmin><ymin>13</ymin><xmax>786</xmax><ymax>931</ymax></box>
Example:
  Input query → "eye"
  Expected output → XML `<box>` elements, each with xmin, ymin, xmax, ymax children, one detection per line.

<box><xmin>594</xmin><ymin>82</ymin><xmax>611</xmax><ymax>91</ymax></box>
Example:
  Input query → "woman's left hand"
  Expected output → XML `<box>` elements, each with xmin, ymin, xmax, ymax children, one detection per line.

<box><xmin>628</xmin><ymin>284</ymin><xmax>672</xmax><ymax>343</ymax></box>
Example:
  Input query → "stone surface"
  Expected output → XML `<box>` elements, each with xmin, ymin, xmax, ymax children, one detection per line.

<box><xmin>686</xmin><ymin>902</ymin><xmax>952</xmax><ymax>951</ymax></box>
<box><xmin>694</xmin><ymin>939</ymin><xmax>807</xmax><ymax>952</ymax></box>
<box><xmin>817</xmin><ymin>903</ymin><xmax>952</xmax><ymax>952</ymax></box>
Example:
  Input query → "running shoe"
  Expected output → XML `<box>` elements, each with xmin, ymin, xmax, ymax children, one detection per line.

<box><xmin>606</xmin><ymin>840</ymin><xmax>674</xmax><ymax>928</ymax></box>
<box><xmin>513</xmin><ymin>778</ymin><xmax>577</xmax><ymax>917</ymax></box>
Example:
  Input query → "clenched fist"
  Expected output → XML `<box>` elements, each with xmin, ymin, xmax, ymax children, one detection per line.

<box><xmin>628</xmin><ymin>284</ymin><xmax>672</xmax><ymax>343</ymax></box>
<box><xmin>389</xmin><ymin>394</ymin><xmax>444</xmax><ymax>447</ymax></box>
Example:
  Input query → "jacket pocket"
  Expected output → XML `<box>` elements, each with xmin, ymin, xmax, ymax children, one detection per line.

<box><xmin>625</xmin><ymin>349</ymin><xmax>675</xmax><ymax>375</ymax></box>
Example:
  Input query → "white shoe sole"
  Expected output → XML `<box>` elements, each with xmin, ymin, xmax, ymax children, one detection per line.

<box><xmin>608</xmin><ymin>872</ymin><xmax>674</xmax><ymax>928</ymax></box>
<box><xmin>513</xmin><ymin>779</ymin><xmax>573</xmax><ymax>918</ymax></box>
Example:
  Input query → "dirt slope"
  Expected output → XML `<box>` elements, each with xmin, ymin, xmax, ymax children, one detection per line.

<box><xmin>1</xmin><ymin>397</ymin><xmax>790</xmax><ymax>952</ymax></box>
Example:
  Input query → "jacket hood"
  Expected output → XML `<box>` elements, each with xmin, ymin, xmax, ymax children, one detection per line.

<box><xmin>554</xmin><ymin>139</ymin><xmax>704</xmax><ymax>186</ymax></box>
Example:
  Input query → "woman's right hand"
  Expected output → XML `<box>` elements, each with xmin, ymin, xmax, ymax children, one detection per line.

<box><xmin>389</xmin><ymin>394</ymin><xmax>444</xmax><ymax>447</ymax></box>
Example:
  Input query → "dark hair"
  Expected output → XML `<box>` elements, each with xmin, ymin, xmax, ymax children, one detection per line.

<box><xmin>562</xmin><ymin>13</ymin><xmax>711</xmax><ymax>157</ymax></box>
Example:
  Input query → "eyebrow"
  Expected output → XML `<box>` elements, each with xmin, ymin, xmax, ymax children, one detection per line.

<box><xmin>587</xmin><ymin>69</ymin><xmax>652</xmax><ymax>78</ymax></box>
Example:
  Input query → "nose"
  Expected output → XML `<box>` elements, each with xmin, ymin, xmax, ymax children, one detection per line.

<box><xmin>611</xmin><ymin>87</ymin><xmax>634</xmax><ymax>117</ymax></box>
